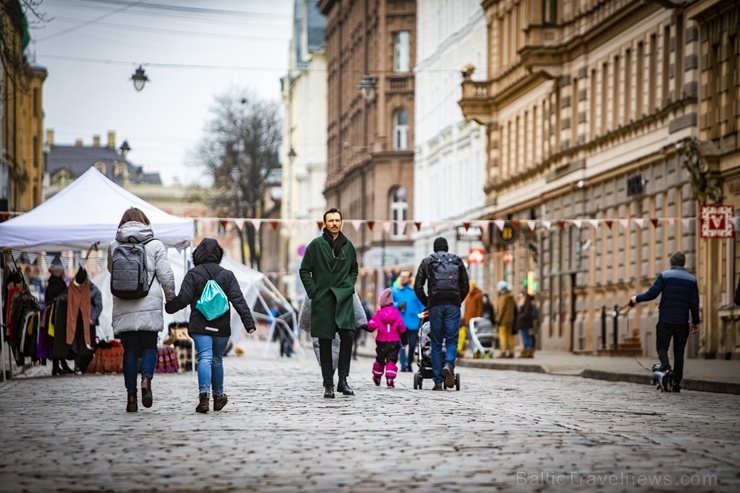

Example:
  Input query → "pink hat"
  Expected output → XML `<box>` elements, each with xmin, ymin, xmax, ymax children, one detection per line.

<box><xmin>379</xmin><ymin>288</ymin><xmax>393</xmax><ymax>307</ymax></box>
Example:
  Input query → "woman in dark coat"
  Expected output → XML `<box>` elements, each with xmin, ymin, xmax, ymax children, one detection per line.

<box><xmin>166</xmin><ymin>238</ymin><xmax>256</xmax><ymax>413</ymax></box>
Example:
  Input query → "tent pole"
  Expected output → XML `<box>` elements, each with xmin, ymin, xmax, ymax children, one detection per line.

<box><xmin>1</xmin><ymin>250</ymin><xmax>6</xmax><ymax>382</ymax></box>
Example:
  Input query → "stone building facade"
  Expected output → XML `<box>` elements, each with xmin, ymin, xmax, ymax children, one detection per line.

<box><xmin>459</xmin><ymin>0</ymin><xmax>734</xmax><ymax>357</ymax></box>
<box><xmin>318</xmin><ymin>0</ymin><xmax>417</xmax><ymax>301</ymax></box>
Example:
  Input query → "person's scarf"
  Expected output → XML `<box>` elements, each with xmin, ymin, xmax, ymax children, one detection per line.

<box><xmin>322</xmin><ymin>228</ymin><xmax>348</xmax><ymax>258</ymax></box>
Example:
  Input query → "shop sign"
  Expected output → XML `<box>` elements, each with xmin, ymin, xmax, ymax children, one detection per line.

<box><xmin>700</xmin><ymin>205</ymin><xmax>734</xmax><ymax>238</ymax></box>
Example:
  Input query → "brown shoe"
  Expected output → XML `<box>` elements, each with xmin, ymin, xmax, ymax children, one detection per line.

<box><xmin>213</xmin><ymin>394</ymin><xmax>228</xmax><ymax>411</ymax></box>
<box><xmin>196</xmin><ymin>393</ymin><xmax>210</xmax><ymax>413</ymax></box>
<box><xmin>432</xmin><ymin>385</ymin><xmax>444</xmax><ymax>391</ymax></box>
<box><xmin>126</xmin><ymin>394</ymin><xmax>137</xmax><ymax>413</ymax></box>
<box><xmin>141</xmin><ymin>377</ymin><xmax>153</xmax><ymax>408</ymax></box>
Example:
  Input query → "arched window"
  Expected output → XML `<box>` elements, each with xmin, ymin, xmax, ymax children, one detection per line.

<box><xmin>390</xmin><ymin>186</ymin><xmax>408</xmax><ymax>238</ymax></box>
<box><xmin>93</xmin><ymin>161</ymin><xmax>107</xmax><ymax>175</ymax></box>
<box><xmin>393</xmin><ymin>109</ymin><xmax>408</xmax><ymax>149</ymax></box>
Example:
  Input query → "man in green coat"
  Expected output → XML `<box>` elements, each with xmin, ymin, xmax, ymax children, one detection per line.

<box><xmin>299</xmin><ymin>208</ymin><xmax>359</xmax><ymax>398</ymax></box>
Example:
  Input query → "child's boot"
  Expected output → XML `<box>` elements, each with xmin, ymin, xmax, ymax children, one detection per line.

<box><xmin>372</xmin><ymin>361</ymin><xmax>383</xmax><ymax>386</ymax></box>
<box><xmin>387</xmin><ymin>378</ymin><xmax>395</xmax><ymax>388</ymax></box>
<box><xmin>385</xmin><ymin>361</ymin><xmax>398</xmax><ymax>386</ymax></box>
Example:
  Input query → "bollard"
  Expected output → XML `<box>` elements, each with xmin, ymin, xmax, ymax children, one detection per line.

<box><xmin>612</xmin><ymin>304</ymin><xmax>619</xmax><ymax>349</ymax></box>
<box><xmin>601</xmin><ymin>305</ymin><xmax>607</xmax><ymax>350</ymax></box>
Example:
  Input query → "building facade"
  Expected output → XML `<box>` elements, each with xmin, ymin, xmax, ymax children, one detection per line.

<box><xmin>686</xmin><ymin>0</ymin><xmax>740</xmax><ymax>360</ymax></box>
<box><xmin>1</xmin><ymin>0</ymin><xmax>46</xmax><ymax>216</ymax></box>
<box><xmin>319</xmin><ymin>0</ymin><xmax>417</xmax><ymax>302</ymax></box>
<box><xmin>459</xmin><ymin>0</ymin><xmax>730</xmax><ymax>357</ymax></box>
<box><xmin>280</xmin><ymin>0</ymin><xmax>328</xmax><ymax>302</ymax></box>
<box><xmin>414</xmin><ymin>0</ymin><xmax>488</xmax><ymax>287</ymax></box>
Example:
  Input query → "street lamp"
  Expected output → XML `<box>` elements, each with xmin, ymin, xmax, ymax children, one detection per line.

<box><xmin>130</xmin><ymin>65</ymin><xmax>149</xmax><ymax>92</ymax></box>
<box><xmin>119</xmin><ymin>140</ymin><xmax>131</xmax><ymax>158</ymax></box>
<box><xmin>358</xmin><ymin>73</ymin><xmax>376</xmax><ymax>100</ymax></box>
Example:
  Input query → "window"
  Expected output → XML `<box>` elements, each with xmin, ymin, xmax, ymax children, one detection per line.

<box><xmin>393</xmin><ymin>109</ymin><xmax>408</xmax><ymax>149</ymax></box>
<box><xmin>94</xmin><ymin>161</ymin><xmax>107</xmax><ymax>175</ymax></box>
<box><xmin>390</xmin><ymin>187</ymin><xmax>408</xmax><ymax>238</ymax></box>
<box><xmin>394</xmin><ymin>31</ymin><xmax>410</xmax><ymax>72</ymax></box>
<box><xmin>543</xmin><ymin>0</ymin><xmax>557</xmax><ymax>24</ymax></box>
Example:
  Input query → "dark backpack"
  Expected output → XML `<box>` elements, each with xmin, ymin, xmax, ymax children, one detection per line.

<box><xmin>429</xmin><ymin>252</ymin><xmax>460</xmax><ymax>294</ymax></box>
<box><xmin>110</xmin><ymin>238</ymin><xmax>155</xmax><ymax>300</ymax></box>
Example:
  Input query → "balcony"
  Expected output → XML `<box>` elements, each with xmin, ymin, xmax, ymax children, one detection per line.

<box><xmin>459</xmin><ymin>66</ymin><xmax>494</xmax><ymax>126</ymax></box>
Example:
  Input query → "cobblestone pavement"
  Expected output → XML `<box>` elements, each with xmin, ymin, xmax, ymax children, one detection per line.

<box><xmin>1</xmin><ymin>341</ymin><xmax>739</xmax><ymax>493</ymax></box>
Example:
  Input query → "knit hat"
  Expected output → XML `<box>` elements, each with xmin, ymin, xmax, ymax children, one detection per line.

<box><xmin>48</xmin><ymin>256</ymin><xmax>64</xmax><ymax>277</ymax></box>
<box><xmin>379</xmin><ymin>288</ymin><xmax>394</xmax><ymax>307</ymax></box>
<box><xmin>669</xmin><ymin>250</ymin><xmax>686</xmax><ymax>267</ymax></box>
<box><xmin>433</xmin><ymin>237</ymin><xmax>449</xmax><ymax>252</ymax></box>
<box><xmin>497</xmin><ymin>280</ymin><xmax>509</xmax><ymax>292</ymax></box>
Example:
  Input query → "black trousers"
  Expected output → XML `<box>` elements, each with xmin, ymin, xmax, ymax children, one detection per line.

<box><xmin>319</xmin><ymin>329</ymin><xmax>354</xmax><ymax>386</ymax></box>
<box><xmin>656</xmin><ymin>321</ymin><xmax>690</xmax><ymax>383</ymax></box>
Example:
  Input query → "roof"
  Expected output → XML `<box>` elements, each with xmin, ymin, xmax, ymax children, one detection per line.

<box><xmin>46</xmin><ymin>144</ymin><xmax>162</xmax><ymax>186</ymax></box>
<box><xmin>293</xmin><ymin>0</ymin><xmax>326</xmax><ymax>69</ymax></box>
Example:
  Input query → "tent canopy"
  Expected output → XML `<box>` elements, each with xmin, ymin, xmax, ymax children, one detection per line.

<box><xmin>0</xmin><ymin>167</ymin><xmax>193</xmax><ymax>251</ymax></box>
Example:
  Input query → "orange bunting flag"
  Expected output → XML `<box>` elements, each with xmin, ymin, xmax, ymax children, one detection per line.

<box><xmin>414</xmin><ymin>222</ymin><xmax>422</xmax><ymax>231</ymax></box>
<box><xmin>219</xmin><ymin>219</ymin><xmax>229</xmax><ymax>230</ymax></box>
<box><xmin>463</xmin><ymin>221</ymin><xmax>471</xmax><ymax>230</ymax></box>
<box><xmin>557</xmin><ymin>220</ymin><xmax>565</xmax><ymax>230</ymax></box>
<box><xmin>316</xmin><ymin>221</ymin><xmax>324</xmax><ymax>230</ymax></box>
<box><xmin>367</xmin><ymin>221</ymin><xmax>375</xmax><ymax>231</ymax></box>
<box><xmin>269</xmin><ymin>221</ymin><xmax>278</xmax><ymax>230</ymax></box>
<box><xmin>651</xmin><ymin>218</ymin><xmax>659</xmax><ymax>228</ymax></box>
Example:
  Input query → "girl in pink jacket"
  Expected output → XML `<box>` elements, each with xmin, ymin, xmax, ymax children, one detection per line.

<box><xmin>367</xmin><ymin>288</ymin><xmax>407</xmax><ymax>388</ymax></box>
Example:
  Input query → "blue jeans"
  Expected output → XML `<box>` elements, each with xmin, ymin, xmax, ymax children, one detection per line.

<box><xmin>406</xmin><ymin>329</ymin><xmax>419</xmax><ymax>370</ymax></box>
<box><xmin>520</xmin><ymin>329</ymin><xmax>533</xmax><ymax>349</ymax></box>
<box><xmin>119</xmin><ymin>330</ymin><xmax>158</xmax><ymax>396</ymax></box>
<box><xmin>192</xmin><ymin>334</ymin><xmax>230</xmax><ymax>396</ymax></box>
<box><xmin>428</xmin><ymin>305</ymin><xmax>461</xmax><ymax>386</ymax></box>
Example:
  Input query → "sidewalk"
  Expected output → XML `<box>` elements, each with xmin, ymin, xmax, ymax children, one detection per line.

<box><xmin>354</xmin><ymin>340</ymin><xmax>740</xmax><ymax>395</ymax></box>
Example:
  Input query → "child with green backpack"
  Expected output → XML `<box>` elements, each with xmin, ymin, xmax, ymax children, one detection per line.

<box><xmin>165</xmin><ymin>238</ymin><xmax>256</xmax><ymax>413</ymax></box>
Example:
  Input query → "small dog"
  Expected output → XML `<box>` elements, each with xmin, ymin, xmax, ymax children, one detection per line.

<box><xmin>651</xmin><ymin>363</ymin><xmax>675</xmax><ymax>392</ymax></box>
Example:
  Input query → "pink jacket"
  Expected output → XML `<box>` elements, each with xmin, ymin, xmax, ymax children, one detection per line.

<box><xmin>367</xmin><ymin>305</ymin><xmax>406</xmax><ymax>343</ymax></box>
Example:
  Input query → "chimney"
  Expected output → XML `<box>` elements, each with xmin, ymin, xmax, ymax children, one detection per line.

<box><xmin>46</xmin><ymin>129</ymin><xmax>54</xmax><ymax>146</ymax></box>
<box><xmin>75</xmin><ymin>139</ymin><xmax>83</xmax><ymax>147</ymax></box>
<box><xmin>107</xmin><ymin>131</ymin><xmax>116</xmax><ymax>149</ymax></box>
<box><xmin>93</xmin><ymin>135</ymin><xmax>101</xmax><ymax>147</ymax></box>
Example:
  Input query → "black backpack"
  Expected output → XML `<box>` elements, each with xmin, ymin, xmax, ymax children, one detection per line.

<box><xmin>429</xmin><ymin>252</ymin><xmax>460</xmax><ymax>294</ymax></box>
<box><xmin>110</xmin><ymin>238</ymin><xmax>155</xmax><ymax>300</ymax></box>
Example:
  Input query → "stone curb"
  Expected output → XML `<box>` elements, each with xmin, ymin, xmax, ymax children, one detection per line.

<box><xmin>455</xmin><ymin>359</ymin><xmax>740</xmax><ymax>395</ymax></box>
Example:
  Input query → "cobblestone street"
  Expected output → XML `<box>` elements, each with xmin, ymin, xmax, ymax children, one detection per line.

<box><xmin>1</xmin><ymin>341</ymin><xmax>738</xmax><ymax>492</ymax></box>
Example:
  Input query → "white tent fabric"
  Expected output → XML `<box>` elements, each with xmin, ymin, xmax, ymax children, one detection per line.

<box><xmin>0</xmin><ymin>167</ymin><xmax>194</xmax><ymax>251</ymax></box>
<box><xmin>91</xmin><ymin>248</ymin><xmax>299</xmax><ymax>354</ymax></box>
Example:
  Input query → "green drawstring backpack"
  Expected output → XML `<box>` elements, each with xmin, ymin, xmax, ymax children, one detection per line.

<box><xmin>195</xmin><ymin>268</ymin><xmax>230</xmax><ymax>321</ymax></box>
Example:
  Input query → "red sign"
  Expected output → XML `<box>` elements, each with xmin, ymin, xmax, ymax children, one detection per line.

<box><xmin>468</xmin><ymin>248</ymin><xmax>485</xmax><ymax>264</ymax></box>
<box><xmin>700</xmin><ymin>205</ymin><xmax>734</xmax><ymax>238</ymax></box>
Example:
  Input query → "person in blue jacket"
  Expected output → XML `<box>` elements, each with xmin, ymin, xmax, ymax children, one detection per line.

<box><xmin>392</xmin><ymin>269</ymin><xmax>425</xmax><ymax>372</ymax></box>
<box><xmin>629</xmin><ymin>251</ymin><xmax>700</xmax><ymax>393</ymax></box>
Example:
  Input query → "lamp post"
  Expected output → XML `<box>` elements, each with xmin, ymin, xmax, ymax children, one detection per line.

<box><xmin>119</xmin><ymin>140</ymin><xmax>131</xmax><ymax>158</ymax></box>
<box><xmin>358</xmin><ymin>73</ymin><xmax>376</xmax><ymax>101</ymax></box>
<box><xmin>130</xmin><ymin>65</ymin><xmax>149</xmax><ymax>92</ymax></box>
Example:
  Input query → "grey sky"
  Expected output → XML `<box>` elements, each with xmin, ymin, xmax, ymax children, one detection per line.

<box><xmin>30</xmin><ymin>0</ymin><xmax>293</xmax><ymax>186</ymax></box>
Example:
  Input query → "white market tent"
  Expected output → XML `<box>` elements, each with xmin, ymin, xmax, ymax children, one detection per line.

<box><xmin>0</xmin><ymin>166</ymin><xmax>193</xmax><ymax>251</ymax></box>
<box><xmin>0</xmin><ymin>166</ymin><xmax>194</xmax><ymax>380</ymax></box>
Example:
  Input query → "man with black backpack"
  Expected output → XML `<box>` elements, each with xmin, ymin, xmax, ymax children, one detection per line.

<box><xmin>414</xmin><ymin>237</ymin><xmax>470</xmax><ymax>390</ymax></box>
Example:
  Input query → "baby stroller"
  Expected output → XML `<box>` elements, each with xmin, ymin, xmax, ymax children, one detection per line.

<box><xmin>413</xmin><ymin>312</ymin><xmax>461</xmax><ymax>391</ymax></box>
<box><xmin>468</xmin><ymin>317</ymin><xmax>498</xmax><ymax>358</ymax></box>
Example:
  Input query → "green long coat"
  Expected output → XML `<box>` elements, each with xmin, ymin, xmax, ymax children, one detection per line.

<box><xmin>299</xmin><ymin>235</ymin><xmax>358</xmax><ymax>339</ymax></box>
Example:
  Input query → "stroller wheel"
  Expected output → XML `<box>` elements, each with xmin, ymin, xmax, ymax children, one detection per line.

<box><xmin>414</xmin><ymin>372</ymin><xmax>422</xmax><ymax>390</ymax></box>
<box><xmin>455</xmin><ymin>373</ymin><xmax>460</xmax><ymax>391</ymax></box>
